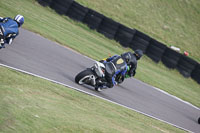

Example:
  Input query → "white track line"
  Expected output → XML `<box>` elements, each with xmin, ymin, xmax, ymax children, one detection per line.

<box><xmin>0</xmin><ymin>63</ymin><xmax>193</xmax><ymax>132</ymax></box>
<box><xmin>134</xmin><ymin>78</ymin><xmax>200</xmax><ymax>111</ymax></box>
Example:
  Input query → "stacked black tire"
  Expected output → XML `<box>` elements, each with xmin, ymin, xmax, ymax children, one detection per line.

<box><xmin>37</xmin><ymin>0</ymin><xmax>200</xmax><ymax>84</ymax></box>
<box><xmin>146</xmin><ymin>39</ymin><xmax>167</xmax><ymax>63</ymax></box>
<box><xmin>97</xmin><ymin>17</ymin><xmax>120</xmax><ymax>39</ymax></box>
<box><xmin>191</xmin><ymin>63</ymin><xmax>200</xmax><ymax>83</ymax></box>
<box><xmin>115</xmin><ymin>24</ymin><xmax>136</xmax><ymax>47</ymax></box>
<box><xmin>67</xmin><ymin>1</ymin><xmax>89</xmax><ymax>22</ymax></box>
<box><xmin>50</xmin><ymin>0</ymin><xmax>74</xmax><ymax>15</ymax></box>
<box><xmin>161</xmin><ymin>47</ymin><xmax>182</xmax><ymax>69</ymax></box>
<box><xmin>83</xmin><ymin>9</ymin><xmax>105</xmax><ymax>30</ymax></box>
<box><xmin>176</xmin><ymin>55</ymin><xmax>198</xmax><ymax>78</ymax></box>
<box><xmin>37</xmin><ymin>0</ymin><xmax>53</xmax><ymax>6</ymax></box>
<box><xmin>130</xmin><ymin>30</ymin><xmax>151</xmax><ymax>54</ymax></box>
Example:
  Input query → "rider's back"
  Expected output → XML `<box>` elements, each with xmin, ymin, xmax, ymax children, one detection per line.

<box><xmin>0</xmin><ymin>18</ymin><xmax>19</xmax><ymax>37</ymax></box>
<box><xmin>105</xmin><ymin>55</ymin><xmax>127</xmax><ymax>74</ymax></box>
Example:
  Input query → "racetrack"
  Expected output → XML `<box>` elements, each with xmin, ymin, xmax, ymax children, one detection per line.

<box><xmin>0</xmin><ymin>29</ymin><xmax>199</xmax><ymax>133</ymax></box>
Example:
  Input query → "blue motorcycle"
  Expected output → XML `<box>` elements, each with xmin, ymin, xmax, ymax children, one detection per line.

<box><xmin>0</xmin><ymin>15</ymin><xmax>24</xmax><ymax>49</ymax></box>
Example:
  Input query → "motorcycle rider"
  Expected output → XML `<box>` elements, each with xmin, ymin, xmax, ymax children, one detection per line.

<box><xmin>96</xmin><ymin>49</ymin><xmax>143</xmax><ymax>91</ymax></box>
<box><xmin>121</xmin><ymin>49</ymin><xmax>143</xmax><ymax>78</ymax></box>
<box><xmin>96</xmin><ymin>55</ymin><xmax>128</xmax><ymax>91</ymax></box>
<box><xmin>0</xmin><ymin>15</ymin><xmax>24</xmax><ymax>49</ymax></box>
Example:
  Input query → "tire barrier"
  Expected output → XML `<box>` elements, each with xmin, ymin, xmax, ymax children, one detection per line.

<box><xmin>37</xmin><ymin>0</ymin><xmax>53</xmax><ymax>6</ymax></box>
<box><xmin>177</xmin><ymin>55</ymin><xmax>198</xmax><ymax>78</ymax></box>
<box><xmin>37</xmin><ymin>0</ymin><xmax>200</xmax><ymax>83</ymax></box>
<box><xmin>191</xmin><ymin>64</ymin><xmax>200</xmax><ymax>84</ymax></box>
<box><xmin>161</xmin><ymin>47</ymin><xmax>182</xmax><ymax>69</ymax></box>
<box><xmin>97</xmin><ymin>17</ymin><xmax>120</xmax><ymax>39</ymax></box>
<box><xmin>135</xmin><ymin>30</ymin><xmax>152</xmax><ymax>42</ymax></box>
<box><xmin>115</xmin><ymin>24</ymin><xmax>136</xmax><ymax>47</ymax></box>
<box><xmin>146</xmin><ymin>39</ymin><xmax>167</xmax><ymax>63</ymax></box>
<box><xmin>66</xmin><ymin>1</ymin><xmax>89</xmax><ymax>22</ymax></box>
<box><xmin>50</xmin><ymin>0</ymin><xmax>74</xmax><ymax>15</ymax></box>
<box><xmin>83</xmin><ymin>9</ymin><xmax>105</xmax><ymax>30</ymax></box>
<box><xmin>130</xmin><ymin>30</ymin><xmax>151</xmax><ymax>53</ymax></box>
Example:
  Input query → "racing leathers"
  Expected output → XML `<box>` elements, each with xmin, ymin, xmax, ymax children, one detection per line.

<box><xmin>99</xmin><ymin>55</ymin><xmax>128</xmax><ymax>88</ymax></box>
<box><xmin>0</xmin><ymin>17</ymin><xmax>19</xmax><ymax>48</ymax></box>
<box><xmin>121</xmin><ymin>52</ymin><xmax>137</xmax><ymax>77</ymax></box>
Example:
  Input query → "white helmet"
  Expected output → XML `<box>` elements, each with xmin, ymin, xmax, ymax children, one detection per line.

<box><xmin>14</xmin><ymin>14</ymin><xmax>24</xmax><ymax>27</ymax></box>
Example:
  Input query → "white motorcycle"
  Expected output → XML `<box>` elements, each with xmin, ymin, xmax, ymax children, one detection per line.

<box><xmin>75</xmin><ymin>61</ymin><xmax>107</xmax><ymax>91</ymax></box>
<box><xmin>75</xmin><ymin>60</ymin><xmax>131</xmax><ymax>91</ymax></box>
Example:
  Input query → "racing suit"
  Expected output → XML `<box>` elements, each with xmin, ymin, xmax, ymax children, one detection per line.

<box><xmin>121</xmin><ymin>52</ymin><xmax>137</xmax><ymax>77</ymax></box>
<box><xmin>100</xmin><ymin>55</ymin><xmax>128</xmax><ymax>88</ymax></box>
<box><xmin>0</xmin><ymin>17</ymin><xmax>19</xmax><ymax>48</ymax></box>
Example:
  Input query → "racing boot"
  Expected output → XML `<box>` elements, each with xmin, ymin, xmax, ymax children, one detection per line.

<box><xmin>95</xmin><ymin>80</ymin><xmax>108</xmax><ymax>92</ymax></box>
<box><xmin>95</xmin><ymin>85</ymin><xmax>108</xmax><ymax>92</ymax></box>
<box><xmin>0</xmin><ymin>43</ymin><xmax>5</xmax><ymax>49</ymax></box>
<box><xmin>95</xmin><ymin>86</ymin><xmax>102</xmax><ymax>92</ymax></box>
<box><xmin>8</xmin><ymin>38</ymin><xmax>13</xmax><ymax>45</ymax></box>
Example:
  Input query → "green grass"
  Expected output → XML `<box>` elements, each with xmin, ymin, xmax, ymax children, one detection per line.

<box><xmin>0</xmin><ymin>0</ymin><xmax>199</xmax><ymax>132</ymax></box>
<box><xmin>77</xmin><ymin>0</ymin><xmax>200</xmax><ymax>62</ymax></box>
<box><xmin>0</xmin><ymin>66</ymin><xmax>185</xmax><ymax>133</ymax></box>
<box><xmin>0</xmin><ymin>0</ymin><xmax>199</xmax><ymax>107</ymax></box>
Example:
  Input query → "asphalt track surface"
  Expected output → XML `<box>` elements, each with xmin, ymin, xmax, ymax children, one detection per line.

<box><xmin>0</xmin><ymin>29</ymin><xmax>200</xmax><ymax>133</ymax></box>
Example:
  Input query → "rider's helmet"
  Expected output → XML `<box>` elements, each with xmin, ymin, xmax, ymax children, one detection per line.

<box><xmin>14</xmin><ymin>15</ymin><xmax>24</xmax><ymax>27</ymax></box>
<box><xmin>121</xmin><ymin>52</ymin><xmax>132</xmax><ymax>64</ymax></box>
<box><xmin>134</xmin><ymin>49</ymin><xmax>143</xmax><ymax>60</ymax></box>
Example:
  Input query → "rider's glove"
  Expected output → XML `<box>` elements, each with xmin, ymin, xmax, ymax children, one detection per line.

<box><xmin>129</xmin><ymin>69</ymin><xmax>136</xmax><ymax>77</ymax></box>
<box><xmin>0</xmin><ymin>17</ymin><xmax>3</xmax><ymax>22</ymax></box>
<box><xmin>0</xmin><ymin>39</ymin><xmax>4</xmax><ymax>44</ymax></box>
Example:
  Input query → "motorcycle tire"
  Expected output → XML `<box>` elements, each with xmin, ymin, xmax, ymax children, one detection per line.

<box><xmin>75</xmin><ymin>69</ymin><xmax>95</xmax><ymax>85</ymax></box>
<box><xmin>198</xmin><ymin>117</ymin><xmax>200</xmax><ymax>124</ymax></box>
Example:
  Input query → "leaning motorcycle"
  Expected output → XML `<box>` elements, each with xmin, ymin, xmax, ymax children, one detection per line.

<box><xmin>0</xmin><ymin>26</ymin><xmax>15</xmax><ymax>49</ymax></box>
<box><xmin>75</xmin><ymin>61</ymin><xmax>106</xmax><ymax>91</ymax></box>
<box><xmin>75</xmin><ymin>61</ymin><xmax>130</xmax><ymax>91</ymax></box>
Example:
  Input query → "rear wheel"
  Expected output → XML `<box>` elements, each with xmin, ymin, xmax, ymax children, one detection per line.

<box><xmin>75</xmin><ymin>69</ymin><xmax>95</xmax><ymax>85</ymax></box>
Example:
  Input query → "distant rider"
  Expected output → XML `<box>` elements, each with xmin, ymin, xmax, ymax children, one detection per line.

<box><xmin>0</xmin><ymin>15</ymin><xmax>24</xmax><ymax>49</ymax></box>
<box><xmin>96</xmin><ymin>49</ymin><xmax>143</xmax><ymax>91</ymax></box>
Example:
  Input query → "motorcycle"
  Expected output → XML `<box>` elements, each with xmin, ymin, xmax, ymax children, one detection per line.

<box><xmin>75</xmin><ymin>60</ymin><xmax>130</xmax><ymax>91</ymax></box>
<box><xmin>0</xmin><ymin>22</ymin><xmax>16</xmax><ymax>49</ymax></box>
<box><xmin>0</xmin><ymin>26</ymin><xmax>4</xmax><ymax>46</ymax></box>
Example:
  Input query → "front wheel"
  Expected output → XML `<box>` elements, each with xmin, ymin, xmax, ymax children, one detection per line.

<box><xmin>75</xmin><ymin>69</ymin><xmax>95</xmax><ymax>85</ymax></box>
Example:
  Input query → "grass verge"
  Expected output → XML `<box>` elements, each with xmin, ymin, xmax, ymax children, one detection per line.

<box><xmin>0</xmin><ymin>66</ymin><xmax>185</xmax><ymax>133</ymax></box>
